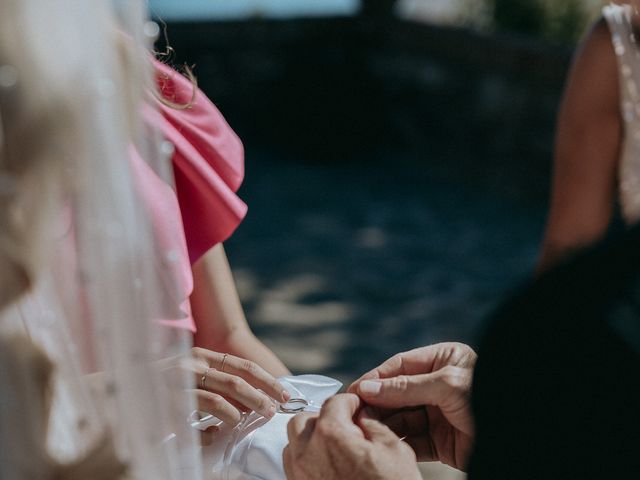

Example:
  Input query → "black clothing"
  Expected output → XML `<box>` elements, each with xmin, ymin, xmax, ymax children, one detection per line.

<box><xmin>469</xmin><ymin>224</ymin><xmax>640</xmax><ymax>479</ymax></box>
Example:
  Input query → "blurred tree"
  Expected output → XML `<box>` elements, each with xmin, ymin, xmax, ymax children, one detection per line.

<box><xmin>488</xmin><ymin>0</ymin><xmax>599</xmax><ymax>43</ymax></box>
<box><xmin>490</xmin><ymin>0</ymin><xmax>547</xmax><ymax>36</ymax></box>
<box><xmin>544</xmin><ymin>0</ymin><xmax>590</xmax><ymax>43</ymax></box>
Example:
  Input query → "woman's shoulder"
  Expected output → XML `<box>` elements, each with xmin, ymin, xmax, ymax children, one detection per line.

<box><xmin>583</xmin><ymin>16</ymin><xmax>615</xmax><ymax>59</ymax></box>
<box><xmin>148</xmin><ymin>59</ymin><xmax>248</xmax><ymax>263</ymax></box>
<box><xmin>150</xmin><ymin>59</ymin><xmax>244</xmax><ymax>189</ymax></box>
<box><xmin>568</xmin><ymin>16</ymin><xmax>618</xmax><ymax>98</ymax></box>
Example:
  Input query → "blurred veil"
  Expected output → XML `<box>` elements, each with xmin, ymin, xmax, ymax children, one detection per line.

<box><xmin>0</xmin><ymin>0</ymin><xmax>202</xmax><ymax>478</ymax></box>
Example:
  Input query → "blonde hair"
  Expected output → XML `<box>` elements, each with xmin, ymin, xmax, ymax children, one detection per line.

<box><xmin>153</xmin><ymin>21</ymin><xmax>198</xmax><ymax>110</ymax></box>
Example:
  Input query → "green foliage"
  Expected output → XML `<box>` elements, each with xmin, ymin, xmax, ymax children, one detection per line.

<box><xmin>488</xmin><ymin>0</ymin><xmax>600</xmax><ymax>43</ymax></box>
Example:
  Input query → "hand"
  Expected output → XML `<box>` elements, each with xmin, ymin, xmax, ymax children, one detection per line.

<box><xmin>347</xmin><ymin>342</ymin><xmax>477</xmax><ymax>471</ymax></box>
<box><xmin>284</xmin><ymin>394</ymin><xmax>421</xmax><ymax>480</ymax></box>
<box><xmin>188</xmin><ymin>348</ymin><xmax>290</xmax><ymax>430</ymax></box>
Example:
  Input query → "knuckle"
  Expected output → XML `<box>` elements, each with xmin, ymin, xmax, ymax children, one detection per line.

<box><xmin>390</xmin><ymin>375</ymin><xmax>410</xmax><ymax>392</ymax></box>
<box><xmin>240</xmin><ymin>359</ymin><xmax>257</xmax><ymax>375</ymax></box>
<box><xmin>448</xmin><ymin>342</ymin><xmax>477</xmax><ymax>365</ymax></box>
<box><xmin>227</xmin><ymin>375</ymin><xmax>243</xmax><ymax>389</ymax></box>
<box><xmin>389</xmin><ymin>353</ymin><xmax>404</xmax><ymax>371</ymax></box>
<box><xmin>271</xmin><ymin>378</ymin><xmax>283</xmax><ymax>393</ymax></box>
<box><xmin>191</xmin><ymin>347</ymin><xmax>206</xmax><ymax>358</ymax></box>
<box><xmin>315</xmin><ymin>420</ymin><xmax>339</xmax><ymax>440</ymax></box>
<box><xmin>440</xmin><ymin>366</ymin><xmax>467</xmax><ymax>392</ymax></box>
<box><xmin>449</xmin><ymin>342</ymin><xmax>467</xmax><ymax>357</ymax></box>
<box><xmin>208</xmin><ymin>394</ymin><xmax>226</xmax><ymax>410</ymax></box>
<box><xmin>256</xmin><ymin>395</ymin><xmax>270</xmax><ymax>412</ymax></box>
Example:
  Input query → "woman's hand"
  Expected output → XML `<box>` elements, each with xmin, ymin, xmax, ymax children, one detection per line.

<box><xmin>188</xmin><ymin>348</ymin><xmax>290</xmax><ymax>428</ymax></box>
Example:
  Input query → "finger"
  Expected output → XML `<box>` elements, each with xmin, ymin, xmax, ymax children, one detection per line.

<box><xmin>203</xmin><ymin>370</ymin><xmax>277</xmax><ymax>418</ymax></box>
<box><xmin>380</xmin><ymin>408</ymin><xmax>428</xmax><ymax>438</ymax></box>
<box><xmin>357</xmin><ymin>417</ymin><xmax>402</xmax><ymax>446</ymax></box>
<box><xmin>317</xmin><ymin>394</ymin><xmax>365</xmax><ymax>439</ymax></box>
<box><xmin>200</xmin><ymin>426</ymin><xmax>220</xmax><ymax>447</ymax></box>
<box><xmin>282</xmin><ymin>445</ymin><xmax>295</xmax><ymax>480</ymax></box>
<box><xmin>353</xmin><ymin>403</ymin><xmax>400</xmax><ymax>423</ymax></box>
<box><xmin>318</xmin><ymin>393</ymin><xmax>362</xmax><ymax>422</ymax></box>
<box><xmin>348</xmin><ymin>349</ymin><xmax>434</xmax><ymax>393</ymax></box>
<box><xmin>287</xmin><ymin>413</ymin><xmax>318</xmax><ymax>446</ymax></box>
<box><xmin>191</xmin><ymin>389</ymin><xmax>242</xmax><ymax>425</ymax></box>
<box><xmin>355</xmin><ymin>406</ymin><xmax>382</xmax><ymax>422</ymax></box>
<box><xmin>191</xmin><ymin>349</ymin><xmax>290</xmax><ymax>403</ymax></box>
<box><xmin>404</xmin><ymin>434</ymin><xmax>437</xmax><ymax>462</ymax></box>
<box><xmin>356</xmin><ymin>366</ymin><xmax>472</xmax><ymax>412</ymax></box>
<box><xmin>348</xmin><ymin>343</ymin><xmax>476</xmax><ymax>392</ymax></box>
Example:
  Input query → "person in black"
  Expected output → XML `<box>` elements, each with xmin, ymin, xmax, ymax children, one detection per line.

<box><xmin>284</xmin><ymin>223</ymin><xmax>640</xmax><ymax>479</ymax></box>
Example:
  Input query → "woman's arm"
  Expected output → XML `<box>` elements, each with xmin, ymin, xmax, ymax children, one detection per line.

<box><xmin>537</xmin><ymin>18</ymin><xmax>622</xmax><ymax>273</ymax></box>
<box><xmin>191</xmin><ymin>243</ymin><xmax>291</xmax><ymax>377</ymax></box>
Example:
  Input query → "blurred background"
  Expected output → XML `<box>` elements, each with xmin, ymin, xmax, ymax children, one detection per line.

<box><xmin>149</xmin><ymin>2</ymin><xmax>605</xmax><ymax>475</ymax></box>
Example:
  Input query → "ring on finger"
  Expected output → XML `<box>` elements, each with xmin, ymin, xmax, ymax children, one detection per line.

<box><xmin>220</xmin><ymin>353</ymin><xmax>229</xmax><ymax>373</ymax></box>
<box><xmin>200</xmin><ymin>367</ymin><xmax>215</xmax><ymax>390</ymax></box>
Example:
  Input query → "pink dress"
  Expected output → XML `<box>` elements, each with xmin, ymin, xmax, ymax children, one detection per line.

<box><xmin>136</xmin><ymin>60</ymin><xmax>248</xmax><ymax>332</ymax></box>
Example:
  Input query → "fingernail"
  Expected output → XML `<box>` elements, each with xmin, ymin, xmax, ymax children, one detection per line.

<box><xmin>359</xmin><ymin>380</ymin><xmax>382</xmax><ymax>396</ymax></box>
<box><xmin>266</xmin><ymin>403</ymin><xmax>277</xmax><ymax>418</ymax></box>
<box><xmin>282</xmin><ymin>390</ymin><xmax>291</xmax><ymax>402</ymax></box>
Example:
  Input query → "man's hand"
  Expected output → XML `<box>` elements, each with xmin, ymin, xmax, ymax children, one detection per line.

<box><xmin>348</xmin><ymin>342</ymin><xmax>477</xmax><ymax>471</ymax></box>
<box><xmin>284</xmin><ymin>394</ymin><xmax>421</xmax><ymax>480</ymax></box>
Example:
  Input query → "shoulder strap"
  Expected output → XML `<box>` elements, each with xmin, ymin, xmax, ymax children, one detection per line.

<box><xmin>603</xmin><ymin>4</ymin><xmax>639</xmax><ymax>119</ymax></box>
<box><xmin>603</xmin><ymin>4</ymin><xmax>637</xmax><ymax>64</ymax></box>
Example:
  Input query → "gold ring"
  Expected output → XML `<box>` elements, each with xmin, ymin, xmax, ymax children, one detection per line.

<box><xmin>200</xmin><ymin>367</ymin><xmax>213</xmax><ymax>390</ymax></box>
<box><xmin>220</xmin><ymin>353</ymin><xmax>228</xmax><ymax>373</ymax></box>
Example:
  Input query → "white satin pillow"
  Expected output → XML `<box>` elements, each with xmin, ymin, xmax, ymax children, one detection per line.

<box><xmin>202</xmin><ymin>375</ymin><xmax>342</xmax><ymax>480</ymax></box>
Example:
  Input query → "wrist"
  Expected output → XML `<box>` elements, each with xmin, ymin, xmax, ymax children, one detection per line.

<box><xmin>221</xmin><ymin>329</ymin><xmax>291</xmax><ymax>377</ymax></box>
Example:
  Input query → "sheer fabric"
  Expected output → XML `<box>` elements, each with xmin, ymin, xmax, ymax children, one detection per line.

<box><xmin>604</xmin><ymin>3</ymin><xmax>640</xmax><ymax>222</ymax></box>
<box><xmin>0</xmin><ymin>0</ymin><xmax>202</xmax><ymax>478</ymax></box>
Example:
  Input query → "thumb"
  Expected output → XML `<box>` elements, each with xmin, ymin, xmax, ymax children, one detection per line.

<box><xmin>356</xmin><ymin>367</ymin><xmax>468</xmax><ymax>410</ymax></box>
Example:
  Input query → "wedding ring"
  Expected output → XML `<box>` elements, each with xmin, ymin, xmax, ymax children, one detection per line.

<box><xmin>277</xmin><ymin>398</ymin><xmax>309</xmax><ymax>414</ymax></box>
<box><xmin>220</xmin><ymin>353</ymin><xmax>228</xmax><ymax>373</ymax></box>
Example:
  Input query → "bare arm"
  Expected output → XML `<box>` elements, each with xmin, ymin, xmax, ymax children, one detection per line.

<box><xmin>191</xmin><ymin>243</ymin><xmax>291</xmax><ymax>377</ymax></box>
<box><xmin>538</xmin><ymin>18</ymin><xmax>622</xmax><ymax>273</ymax></box>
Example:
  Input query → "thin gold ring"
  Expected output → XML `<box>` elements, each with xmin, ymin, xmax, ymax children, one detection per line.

<box><xmin>220</xmin><ymin>353</ymin><xmax>229</xmax><ymax>373</ymax></box>
<box><xmin>200</xmin><ymin>367</ymin><xmax>214</xmax><ymax>390</ymax></box>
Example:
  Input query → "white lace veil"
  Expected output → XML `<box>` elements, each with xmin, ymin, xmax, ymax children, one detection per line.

<box><xmin>0</xmin><ymin>0</ymin><xmax>202</xmax><ymax>478</ymax></box>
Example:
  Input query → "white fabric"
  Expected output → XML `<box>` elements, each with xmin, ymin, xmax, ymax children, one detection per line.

<box><xmin>604</xmin><ymin>3</ymin><xmax>640</xmax><ymax>223</ymax></box>
<box><xmin>0</xmin><ymin>1</ymin><xmax>202</xmax><ymax>478</ymax></box>
<box><xmin>202</xmin><ymin>375</ymin><xmax>342</xmax><ymax>480</ymax></box>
